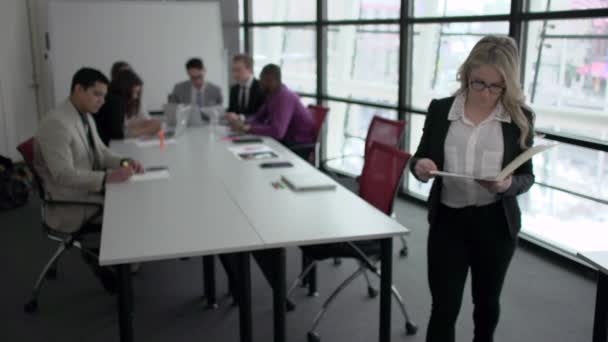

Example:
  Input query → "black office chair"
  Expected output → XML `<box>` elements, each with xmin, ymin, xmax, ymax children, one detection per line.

<box><xmin>18</xmin><ymin>138</ymin><xmax>107</xmax><ymax>313</ymax></box>
<box><xmin>288</xmin><ymin>142</ymin><xmax>418</xmax><ymax>342</ymax></box>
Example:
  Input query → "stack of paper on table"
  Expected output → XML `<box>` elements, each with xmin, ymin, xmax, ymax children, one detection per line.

<box><xmin>228</xmin><ymin>144</ymin><xmax>278</xmax><ymax>160</ymax></box>
<box><xmin>281</xmin><ymin>172</ymin><xmax>336</xmax><ymax>191</ymax></box>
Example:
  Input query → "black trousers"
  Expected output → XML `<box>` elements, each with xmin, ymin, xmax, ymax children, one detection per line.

<box><xmin>219</xmin><ymin>249</ymin><xmax>282</xmax><ymax>301</ymax></box>
<box><xmin>426</xmin><ymin>201</ymin><xmax>517</xmax><ymax>342</ymax></box>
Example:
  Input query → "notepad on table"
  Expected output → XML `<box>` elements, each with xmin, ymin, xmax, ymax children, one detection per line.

<box><xmin>130</xmin><ymin>169</ymin><xmax>170</xmax><ymax>182</ymax></box>
<box><xmin>229</xmin><ymin>144</ymin><xmax>278</xmax><ymax>161</ymax></box>
<box><xmin>281</xmin><ymin>172</ymin><xmax>336</xmax><ymax>192</ymax></box>
<box><xmin>134</xmin><ymin>138</ymin><xmax>176</xmax><ymax>148</ymax></box>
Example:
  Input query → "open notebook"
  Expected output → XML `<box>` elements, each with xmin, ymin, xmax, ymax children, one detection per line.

<box><xmin>281</xmin><ymin>172</ymin><xmax>336</xmax><ymax>192</ymax></box>
<box><xmin>431</xmin><ymin>142</ymin><xmax>557</xmax><ymax>182</ymax></box>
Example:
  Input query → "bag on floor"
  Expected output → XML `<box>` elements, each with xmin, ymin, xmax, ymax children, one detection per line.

<box><xmin>0</xmin><ymin>155</ymin><xmax>30</xmax><ymax>210</ymax></box>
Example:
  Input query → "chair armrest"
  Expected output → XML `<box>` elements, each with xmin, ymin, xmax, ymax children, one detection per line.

<box><xmin>44</xmin><ymin>199</ymin><xmax>103</xmax><ymax>209</ymax></box>
<box><xmin>289</xmin><ymin>143</ymin><xmax>317</xmax><ymax>151</ymax></box>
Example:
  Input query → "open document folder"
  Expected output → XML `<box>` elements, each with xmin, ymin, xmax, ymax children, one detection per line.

<box><xmin>430</xmin><ymin>142</ymin><xmax>558</xmax><ymax>182</ymax></box>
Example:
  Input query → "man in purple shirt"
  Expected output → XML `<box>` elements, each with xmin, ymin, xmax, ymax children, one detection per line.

<box><xmin>226</xmin><ymin>64</ymin><xmax>315</xmax><ymax>157</ymax></box>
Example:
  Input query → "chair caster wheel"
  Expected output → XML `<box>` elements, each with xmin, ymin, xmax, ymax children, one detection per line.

<box><xmin>399</xmin><ymin>247</ymin><xmax>408</xmax><ymax>257</ymax></box>
<box><xmin>207</xmin><ymin>302</ymin><xmax>219</xmax><ymax>310</ymax></box>
<box><xmin>307</xmin><ymin>331</ymin><xmax>320</xmax><ymax>342</ymax></box>
<box><xmin>286</xmin><ymin>298</ymin><xmax>296</xmax><ymax>312</ymax></box>
<box><xmin>46</xmin><ymin>268</ymin><xmax>57</xmax><ymax>279</ymax></box>
<box><xmin>307</xmin><ymin>291</ymin><xmax>319</xmax><ymax>297</ymax></box>
<box><xmin>405</xmin><ymin>321</ymin><xmax>418</xmax><ymax>335</ymax></box>
<box><xmin>24</xmin><ymin>299</ymin><xmax>38</xmax><ymax>313</ymax></box>
<box><xmin>333</xmin><ymin>258</ymin><xmax>342</xmax><ymax>266</ymax></box>
<box><xmin>367</xmin><ymin>286</ymin><xmax>378</xmax><ymax>298</ymax></box>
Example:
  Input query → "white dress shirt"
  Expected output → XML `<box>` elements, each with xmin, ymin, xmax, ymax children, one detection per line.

<box><xmin>441</xmin><ymin>93</ymin><xmax>510</xmax><ymax>208</ymax></box>
<box><xmin>191</xmin><ymin>84</ymin><xmax>206</xmax><ymax>108</ymax></box>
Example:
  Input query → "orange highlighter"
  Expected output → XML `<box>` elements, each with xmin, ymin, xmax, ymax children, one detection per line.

<box><xmin>159</xmin><ymin>129</ymin><xmax>165</xmax><ymax>151</ymax></box>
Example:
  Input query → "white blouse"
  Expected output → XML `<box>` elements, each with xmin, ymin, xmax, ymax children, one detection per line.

<box><xmin>441</xmin><ymin>93</ymin><xmax>510</xmax><ymax>208</ymax></box>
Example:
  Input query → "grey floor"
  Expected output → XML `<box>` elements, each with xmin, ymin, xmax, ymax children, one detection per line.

<box><xmin>0</xmin><ymin>176</ymin><xmax>598</xmax><ymax>342</ymax></box>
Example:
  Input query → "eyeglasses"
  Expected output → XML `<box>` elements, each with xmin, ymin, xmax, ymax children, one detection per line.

<box><xmin>469</xmin><ymin>80</ymin><xmax>505</xmax><ymax>95</ymax></box>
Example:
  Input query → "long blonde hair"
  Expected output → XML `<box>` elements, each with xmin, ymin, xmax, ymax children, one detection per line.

<box><xmin>456</xmin><ymin>35</ymin><xmax>532</xmax><ymax>148</ymax></box>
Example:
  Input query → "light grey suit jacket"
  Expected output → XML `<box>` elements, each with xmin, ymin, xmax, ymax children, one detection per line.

<box><xmin>34</xmin><ymin>99</ymin><xmax>123</xmax><ymax>233</ymax></box>
<box><xmin>168</xmin><ymin>80</ymin><xmax>223</xmax><ymax>106</ymax></box>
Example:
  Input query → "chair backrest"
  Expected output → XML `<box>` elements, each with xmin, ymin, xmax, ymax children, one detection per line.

<box><xmin>17</xmin><ymin>137</ymin><xmax>45</xmax><ymax>199</ymax></box>
<box><xmin>358</xmin><ymin>142</ymin><xmax>411</xmax><ymax>215</ymax></box>
<box><xmin>307</xmin><ymin>104</ymin><xmax>329</xmax><ymax>142</ymax></box>
<box><xmin>364</xmin><ymin>116</ymin><xmax>406</xmax><ymax>158</ymax></box>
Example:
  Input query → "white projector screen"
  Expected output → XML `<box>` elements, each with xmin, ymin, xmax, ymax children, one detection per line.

<box><xmin>48</xmin><ymin>0</ymin><xmax>227</xmax><ymax>111</ymax></box>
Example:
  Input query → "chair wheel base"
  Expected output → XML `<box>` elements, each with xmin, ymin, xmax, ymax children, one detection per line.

<box><xmin>286</xmin><ymin>298</ymin><xmax>296</xmax><ymax>312</ymax></box>
<box><xmin>399</xmin><ymin>247</ymin><xmax>408</xmax><ymax>257</ymax></box>
<box><xmin>307</xmin><ymin>291</ymin><xmax>319</xmax><ymax>297</ymax></box>
<box><xmin>24</xmin><ymin>300</ymin><xmax>38</xmax><ymax>313</ymax></box>
<box><xmin>405</xmin><ymin>321</ymin><xmax>418</xmax><ymax>335</ymax></box>
<box><xmin>307</xmin><ymin>331</ymin><xmax>320</xmax><ymax>342</ymax></box>
<box><xmin>46</xmin><ymin>268</ymin><xmax>57</xmax><ymax>279</ymax></box>
<box><xmin>206</xmin><ymin>302</ymin><xmax>219</xmax><ymax>310</ymax></box>
<box><xmin>367</xmin><ymin>286</ymin><xmax>378</xmax><ymax>298</ymax></box>
<box><xmin>333</xmin><ymin>258</ymin><xmax>342</xmax><ymax>266</ymax></box>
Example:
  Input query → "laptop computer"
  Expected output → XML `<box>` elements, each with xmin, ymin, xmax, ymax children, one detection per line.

<box><xmin>164</xmin><ymin>105</ymin><xmax>191</xmax><ymax>138</ymax></box>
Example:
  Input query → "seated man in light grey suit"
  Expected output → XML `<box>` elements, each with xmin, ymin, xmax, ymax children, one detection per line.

<box><xmin>34</xmin><ymin>67</ymin><xmax>144</xmax><ymax>293</ymax></box>
<box><xmin>168</xmin><ymin>57</ymin><xmax>223</xmax><ymax>107</ymax></box>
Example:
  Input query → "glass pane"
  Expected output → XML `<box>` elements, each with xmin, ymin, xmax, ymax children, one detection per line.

<box><xmin>327</xmin><ymin>25</ymin><xmax>399</xmax><ymax>106</ymax></box>
<box><xmin>239</xmin><ymin>27</ymin><xmax>245</xmax><ymax>53</ymax></box>
<box><xmin>324</xmin><ymin>100</ymin><xmax>397</xmax><ymax>175</ymax></box>
<box><xmin>239</xmin><ymin>0</ymin><xmax>244</xmax><ymax>23</ymax></box>
<box><xmin>413</xmin><ymin>0</ymin><xmax>510</xmax><ymax>17</ymax></box>
<box><xmin>410</xmin><ymin>22</ymin><xmax>509</xmax><ymax>110</ymax></box>
<box><xmin>529</xmin><ymin>0</ymin><xmax>608</xmax><ymax>12</ymax></box>
<box><xmin>252</xmin><ymin>27</ymin><xmax>316</xmax><ymax>94</ymax></box>
<box><xmin>328</xmin><ymin>0</ymin><xmax>400</xmax><ymax>20</ymax></box>
<box><xmin>251</xmin><ymin>0</ymin><xmax>315</xmax><ymax>22</ymax></box>
<box><xmin>404</xmin><ymin>113</ymin><xmax>434</xmax><ymax>197</ymax></box>
<box><xmin>533</xmin><ymin>139</ymin><xmax>608</xmax><ymax>202</ymax></box>
<box><xmin>524</xmin><ymin>19</ymin><xmax>608</xmax><ymax>142</ymax></box>
<box><xmin>521</xmin><ymin>185</ymin><xmax>608</xmax><ymax>253</ymax></box>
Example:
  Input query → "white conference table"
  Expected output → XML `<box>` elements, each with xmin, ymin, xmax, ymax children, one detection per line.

<box><xmin>578</xmin><ymin>251</ymin><xmax>608</xmax><ymax>342</ymax></box>
<box><xmin>100</xmin><ymin>125</ymin><xmax>410</xmax><ymax>342</ymax></box>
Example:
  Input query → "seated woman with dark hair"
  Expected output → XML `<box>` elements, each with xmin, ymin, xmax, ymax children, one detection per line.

<box><xmin>95</xmin><ymin>69</ymin><xmax>161</xmax><ymax>145</ymax></box>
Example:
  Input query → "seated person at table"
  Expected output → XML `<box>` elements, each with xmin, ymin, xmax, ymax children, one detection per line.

<box><xmin>35</xmin><ymin>67</ymin><xmax>144</xmax><ymax>292</ymax></box>
<box><xmin>95</xmin><ymin>69</ymin><xmax>161</xmax><ymax>145</ymax></box>
<box><xmin>227</xmin><ymin>54</ymin><xmax>265</xmax><ymax>119</ymax></box>
<box><xmin>110</xmin><ymin>60</ymin><xmax>131</xmax><ymax>82</ymax></box>
<box><xmin>168</xmin><ymin>57</ymin><xmax>223</xmax><ymax>107</ymax></box>
<box><xmin>226</xmin><ymin>63</ymin><xmax>315</xmax><ymax>159</ymax></box>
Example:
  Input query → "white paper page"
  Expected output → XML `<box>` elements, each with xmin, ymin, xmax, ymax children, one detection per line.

<box><xmin>134</xmin><ymin>138</ymin><xmax>177</xmax><ymax>148</ymax></box>
<box><xmin>130</xmin><ymin>170</ymin><xmax>170</xmax><ymax>182</ymax></box>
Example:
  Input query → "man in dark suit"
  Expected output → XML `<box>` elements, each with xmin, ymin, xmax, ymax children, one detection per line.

<box><xmin>226</xmin><ymin>54</ymin><xmax>265</xmax><ymax>119</ymax></box>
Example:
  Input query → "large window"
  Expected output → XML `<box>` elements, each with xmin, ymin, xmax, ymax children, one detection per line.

<box><xmin>251</xmin><ymin>0</ymin><xmax>315</xmax><ymax>22</ymax></box>
<box><xmin>328</xmin><ymin>0</ymin><xmax>400</xmax><ymax>20</ymax></box>
<box><xmin>252</xmin><ymin>27</ymin><xmax>316</xmax><ymax>94</ymax></box>
<box><xmin>241</xmin><ymin>1</ymin><xmax>608</xmax><ymax>259</ymax></box>
<box><xmin>413</xmin><ymin>0</ymin><xmax>510</xmax><ymax>17</ymax></box>
<box><xmin>524</xmin><ymin>18</ymin><xmax>608</xmax><ymax>142</ymax></box>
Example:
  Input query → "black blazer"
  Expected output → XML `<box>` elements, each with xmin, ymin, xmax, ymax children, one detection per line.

<box><xmin>94</xmin><ymin>94</ymin><xmax>127</xmax><ymax>146</ymax></box>
<box><xmin>227</xmin><ymin>79</ymin><xmax>265</xmax><ymax>116</ymax></box>
<box><xmin>409</xmin><ymin>96</ymin><xmax>535</xmax><ymax>238</ymax></box>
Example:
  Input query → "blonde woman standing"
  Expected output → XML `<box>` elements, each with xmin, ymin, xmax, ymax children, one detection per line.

<box><xmin>410</xmin><ymin>36</ymin><xmax>535</xmax><ymax>342</ymax></box>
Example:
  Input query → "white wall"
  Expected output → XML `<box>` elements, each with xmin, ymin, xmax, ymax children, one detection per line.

<box><xmin>0</xmin><ymin>0</ymin><xmax>39</xmax><ymax>160</ymax></box>
<box><xmin>27</xmin><ymin>0</ymin><xmax>239</xmax><ymax>116</ymax></box>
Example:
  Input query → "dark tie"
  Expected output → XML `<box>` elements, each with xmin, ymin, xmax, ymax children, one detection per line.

<box><xmin>239</xmin><ymin>85</ymin><xmax>247</xmax><ymax>112</ymax></box>
<box><xmin>80</xmin><ymin>114</ymin><xmax>99</xmax><ymax>170</ymax></box>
